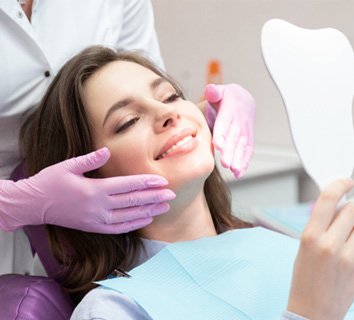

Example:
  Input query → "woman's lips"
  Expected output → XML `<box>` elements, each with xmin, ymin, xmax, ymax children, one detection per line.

<box><xmin>155</xmin><ymin>128</ymin><xmax>197</xmax><ymax>160</ymax></box>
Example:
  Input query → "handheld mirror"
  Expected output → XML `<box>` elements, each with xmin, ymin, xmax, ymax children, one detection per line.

<box><xmin>261</xmin><ymin>19</ymin><xmax>354</xmax><ymax>194</ymax></box>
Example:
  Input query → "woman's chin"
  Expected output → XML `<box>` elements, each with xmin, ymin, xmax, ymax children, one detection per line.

<box><xmin>165</xmin><ymin>160</ymin><xmax>215</xmax><ymax>192</ymax></box>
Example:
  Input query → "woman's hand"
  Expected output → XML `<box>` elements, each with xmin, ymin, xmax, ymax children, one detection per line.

<box><xmin>287</xmin><ymin>179</ymin><xmax>354</xmax><ymax>320</ymax></box>
<box><xmin>0</xmin><ymin>148</ymin><xmax>175</xmax><ymax>233</ymax></box>
<box><xmin>204</xmin><ymin>84</ymin><xmax>256</xmax><ymax>179</ymax></box>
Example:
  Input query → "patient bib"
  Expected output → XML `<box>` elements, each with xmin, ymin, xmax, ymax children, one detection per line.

<box><xmin>98</xmin><ymin>228</ymin><xmax>354</xmax><ymax>319</ymax></box>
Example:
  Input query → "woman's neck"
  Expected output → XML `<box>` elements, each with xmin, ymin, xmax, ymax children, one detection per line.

<box><xmin>19</xmin><ymin>0</ymin><xmax>33</xmax><ymax>21</ymax></box>
<box><xmin>138</xmin><ymin>189</ymin><xmax>217</xmax><ymax>243</ymax></box>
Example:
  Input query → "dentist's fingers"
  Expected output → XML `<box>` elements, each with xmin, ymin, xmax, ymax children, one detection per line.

<box><xmin>220</xmin><ymin>124</ymin><xmax>241</xmax><ymax>168</ymax></box>
<box><xmin>305</xmin><ymin>179</ymin><xmax>354</xmax><ymax>234</ymax></box>
<box><xmin>102</xmin><ymin>217</ymin><xmax>154</xmax><ymax>234</ymax></box>
<box><xmin>97</xmin><ymin>174</ymin><xmax>169</xmax><ymax>195</ymax></box>
<box><xmin>245</xmin><ymin>120</ymin><xmax>255</xmax><ymax>165</ymax></box>
<box><xmin>109</xmin><ymin>203</ymin><xmax>170</xmax><ymax>224</ymax></box>
<box><xmin>234</xmin><ymin>122</ymin><xmax>255</xmax><ymax>178</ymax></box>
<box><xmin>236</xmin><ymin>145</ymin><xmax>253</xmax><ymax>178</ymax></box>
<box><xmin>230</xmin><ymin>136</ymin><xmax>248</xmax><ymax>178</ymax></box>
<box><xmin>212</xmin><ymin>107</ymin><xmax>233</xmax><ymax>150</ymax></box>
<box><xmin>204</xmin><ymin>103</ymin><xmax>218</xmax><ymax>129</ymax></box>
<box><xmin>204</xmin><ymin>83</ymin><xmax>256</xmax><ymax>179</ymax></box>
<box><xmin>108</xmin><ymin>188</ymin><xmax>176</xmax><ymax>209</ymax></box>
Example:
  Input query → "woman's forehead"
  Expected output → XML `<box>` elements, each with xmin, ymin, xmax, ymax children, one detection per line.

<box><xmin>91</xmin><ymin>60</ymin><xmax>158</xmax><ymax>85</ymax></box>
<box><xmin>83</xmin><ymin>60</ymin><xmax>161</xmax><ymax>100</ymax></box>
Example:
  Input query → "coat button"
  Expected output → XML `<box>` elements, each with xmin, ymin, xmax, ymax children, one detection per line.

<box><xmin>44</xmin><ymin>70</ymin><xmax>51</xmax><ymax>77</ymax></box>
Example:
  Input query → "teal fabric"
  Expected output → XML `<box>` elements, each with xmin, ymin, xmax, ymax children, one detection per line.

<box><xmin>98</xmin><ymin>227</ymin><xmax>354</xmax><ymax>320</ymax></box>
<box><xmin>253</xmin><ymin>202</ymin><xmax>312</xmax><ymax>238</ymax></box>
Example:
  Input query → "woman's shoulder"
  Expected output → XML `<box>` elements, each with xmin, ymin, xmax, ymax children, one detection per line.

<box><xmin>70</xmin><ymin>286</ymin><xmax>152</xmax><ymax>320</ymax></box>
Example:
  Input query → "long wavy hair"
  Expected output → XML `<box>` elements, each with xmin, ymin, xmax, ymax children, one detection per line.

<box><xmin>20</xmin><ymin>46</ymin><xmax>249</xmax><ymax>303</ymax></box>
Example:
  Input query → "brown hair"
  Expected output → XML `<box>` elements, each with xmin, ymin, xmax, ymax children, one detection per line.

<box><xmin>20</xmin><ymin>46</ymin><xmax>248</xmax><ymax>303</ymax></box>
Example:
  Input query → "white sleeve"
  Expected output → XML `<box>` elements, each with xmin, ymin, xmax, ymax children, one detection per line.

<box><xmin>281</xmin><ymin>310</ymin><xmax>310</xmax><ymax>320</ymax></box>
<box><xmin>117</xmin><ymin>0</ymin><xmax>165</xmax><ymax>69</ymax></box>
<box><xmin>71</xmin><ymin>288</ymin><xmax>313</xmax><ymax>320</ymax></box>
<box><xmin>70</xmin><ymin>287</ymin><xmax>152</xmax><ymax>320</ymax></box>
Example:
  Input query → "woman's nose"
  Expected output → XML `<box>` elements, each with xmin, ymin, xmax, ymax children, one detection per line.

<box><xmin>153</xmin><ymin>103</ymin><xmax>180</xmax><ymax>133</ymax></box>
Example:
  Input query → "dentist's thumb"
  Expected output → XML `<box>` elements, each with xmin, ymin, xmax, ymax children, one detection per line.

<box><xmin>63</xmin><ymin>147</ymin><xmax>111</xmax><ymax>175</ymax></box>
<box><xmin>204</xmin><ymin>84</ymin><xmax>225</xmax><ymax>105</ymax></box>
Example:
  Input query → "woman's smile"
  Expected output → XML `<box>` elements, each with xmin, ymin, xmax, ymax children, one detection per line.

<box><xmin>155</xmin><ymin>128</ymin><xmax>198</xmax><ymax>160</ymax></box>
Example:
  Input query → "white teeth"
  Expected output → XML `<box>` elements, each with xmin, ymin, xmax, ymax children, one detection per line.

<box><xmin>157</xmin><ymin>135</ymin><xmax>193</xmax><ymax>160</ymax></box>
<box><xmin>176</xmin><ymin>136</ymin><xmax>192</xmax><ymax>147</ymax></box>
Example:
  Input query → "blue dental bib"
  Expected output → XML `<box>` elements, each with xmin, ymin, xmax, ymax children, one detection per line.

<box><xmin>98</xmin><ymin>227</ymin><xmax>354</xmax><ymax>319</ymax></box>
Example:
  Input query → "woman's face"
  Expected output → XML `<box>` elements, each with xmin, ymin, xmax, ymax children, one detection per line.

<box><xmin>83</xmin><ymin>60</ymin><xmax>214</xmax><ymax>190</ymax></box>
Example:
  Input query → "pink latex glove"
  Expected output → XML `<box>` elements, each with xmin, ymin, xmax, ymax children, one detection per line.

<box><xmin>0</xmin><ymin>147</ymin><xmax>175</xmax><ymax>233</ymax></box>
<box><xmin>204</xmin><ymin>83</ymin><xmax>256</xmax><ymax>178</ymax></box>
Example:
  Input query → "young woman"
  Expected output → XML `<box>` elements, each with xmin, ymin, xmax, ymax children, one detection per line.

<box><xmin>1</xmin><ymin>0</ymin><xmax>256</xmax><ymax>277</ymax></box>
<box><xmin>20</xmin><ymin>46</ymin><xmax>354</xmax><ymax>320</ymax></box>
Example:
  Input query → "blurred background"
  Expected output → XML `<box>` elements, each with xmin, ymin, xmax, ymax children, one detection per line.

<box><xmin>151</xmin><ymin>0</ymin><xmax>354</xmax><ymax>214</ymax></box>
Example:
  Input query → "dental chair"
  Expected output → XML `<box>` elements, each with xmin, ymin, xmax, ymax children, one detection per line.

<box><xmin>0</xmin><ymin>164</ymin><xmax>74</xmax><ymax>320</ymax></box>
<box><xmin>0</xmin><ymin>274</ymin><xmax>73</xmax><ymax>319</ymax></box>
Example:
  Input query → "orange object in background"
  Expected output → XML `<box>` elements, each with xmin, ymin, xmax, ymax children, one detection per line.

<box><xmin>200</xmin><ymin>59</ymin><xmax>223</xmax><ymax>102</ymax></box>
<box><xmin>207</xmin><ymin>59</ymin><xmax>222</xmax><ymax>85</ymax></box>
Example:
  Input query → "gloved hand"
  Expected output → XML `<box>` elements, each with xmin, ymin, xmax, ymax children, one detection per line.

<box><xmin>0</xmin><ymin>147</ymin><xmax>175</xmax><ymax>233</ymax></box>
<box><xmin>204</xmin><ymin>83</ymin><xmax>256</xmax><ymax>178</ymax></box>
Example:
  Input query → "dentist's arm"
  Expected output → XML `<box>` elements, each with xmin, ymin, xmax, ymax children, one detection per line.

<box><xmin>203</xmin><ymin>84</ymin><xmax>256</xmax><ymax>179</ymax></box>
<box><xmin>0</xmin><ymin>148</ymin><xmax>175</xmax><ymax>233</ymax></box>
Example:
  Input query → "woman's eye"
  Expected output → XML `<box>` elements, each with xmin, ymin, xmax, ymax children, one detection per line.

<box><xmin>116</xmin><ymin>117</ymin><xmax>140</xmax><ymax>133</ymax></box>
<box><xmin>164</xmin><ymin>93</ymin><xmax>180</xmax><ymax>103</ymax></box>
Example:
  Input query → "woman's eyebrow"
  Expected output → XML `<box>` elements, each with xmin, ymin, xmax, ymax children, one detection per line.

<box><xmin>102</xmin><ymin>98</ymin><xmax>131</xmax><ymax>127</ymax></box>
<box><xmin>102</xmin><ymin>78</ymin><xmax>170</xmax><ymax>127</ymax></box>
<box><xmin>150</xmin><ymin>77</ymin><xmax>169</xmax><ymax>90</ymax></box>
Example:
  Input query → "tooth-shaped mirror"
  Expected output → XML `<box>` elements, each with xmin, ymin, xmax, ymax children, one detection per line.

<box><xmin>261</xmin><ymin>19</ymin><xmax>354</xmax><ymax>191</ymax></box>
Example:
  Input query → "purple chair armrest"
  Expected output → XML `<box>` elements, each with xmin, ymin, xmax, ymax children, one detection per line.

<box><xmin>0</xmin><ymin>274</ymin><xmax>74</xmax><ymax>320</ymax></box>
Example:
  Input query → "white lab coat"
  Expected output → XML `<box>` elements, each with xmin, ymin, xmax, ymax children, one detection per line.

<box><xmin>0</xmin><ymin>0</ymin><xmax>164</xmax><ymax>275</ymax></box>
